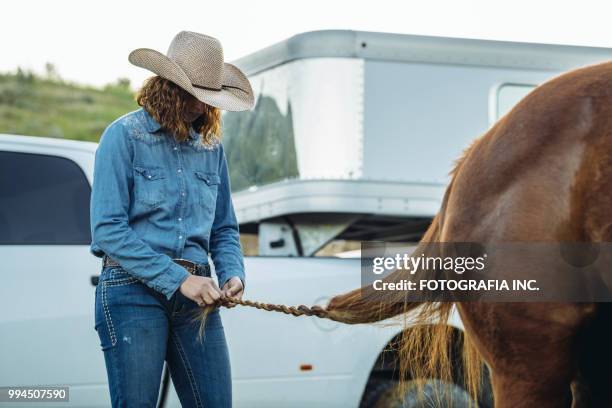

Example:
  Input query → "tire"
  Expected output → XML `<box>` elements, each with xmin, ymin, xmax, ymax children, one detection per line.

<box><xmin>361</xmin><ymin>378</ymin><xmax>477</xmax><ymax>408</ymax></box>
<box><xmin>360</xmin><ymin>378</ymin><xmax>398</xmax><ymax>408</ymax></box>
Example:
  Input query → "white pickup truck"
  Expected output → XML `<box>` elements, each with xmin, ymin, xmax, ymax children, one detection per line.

<box><xmin>3</xmin><ymin>29</ymin><xmax>610</xmax><ymax>407</ymax></box>
<box><xmin>0</xmin><ymin>134</ymin><xmax>470</xmax><ymax>407</ymax></box>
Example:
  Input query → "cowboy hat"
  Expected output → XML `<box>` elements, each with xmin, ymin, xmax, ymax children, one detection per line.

<box><xmin>128</xmin><ymin>31</ymin><xmax>255</xmax><ymax>111</ymax></box>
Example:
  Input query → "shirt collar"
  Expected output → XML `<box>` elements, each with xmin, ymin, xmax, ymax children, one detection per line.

<box><xmin>188</xmin><ymin>126</ymin><xmax>200</xmax><ymax>141</ymax></box>
<box><xmin>141</xmin><ymin>108</ymin><xmax>161</xmax><ymax>133</ymax></box>
<box><xmin>141</xmin><ymin>108</ymin><xmax>199</xmax><ymax>140</ymax></box>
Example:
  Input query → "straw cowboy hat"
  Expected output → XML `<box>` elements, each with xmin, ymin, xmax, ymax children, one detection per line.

<box><xmin>128</xmin><ymin>31</ymin><xmax>255</xmax><ymax>111</ymax></box>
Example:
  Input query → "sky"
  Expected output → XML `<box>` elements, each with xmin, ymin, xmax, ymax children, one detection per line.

<box><xmin>2</xmin><ymin>0</ymin><xmax>612</xmax><ymax>88</ymax></box>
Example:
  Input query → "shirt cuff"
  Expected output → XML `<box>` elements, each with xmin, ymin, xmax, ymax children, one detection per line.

<box><xmin>160</xmin><ymin>262</ymin><xmax>191</xmax><ymax>300</ymax></box>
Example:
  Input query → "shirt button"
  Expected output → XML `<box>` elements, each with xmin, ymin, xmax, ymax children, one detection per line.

<box><xmin>181</xmin><ymin>192</ymin><xmax>186</xmax><ymax>196</ymax></box>
<box><xmin>173</xmin><ymin>147</ymin><xmax>178</xmax><ymax>151</ymax></box>
<box><xmin>178</xmin><ymin>218</ymin><xmax>182</xmax><ymax>221</ymax></box>
<box><xmin>178</xmin><ymin>235</ymin><xmax>183</xmax><ymax>239</ymax></box>
<box><xmin>177</xmin><ymin>169</ymin><xmax>182</xmax><ymax>173</ymax></box>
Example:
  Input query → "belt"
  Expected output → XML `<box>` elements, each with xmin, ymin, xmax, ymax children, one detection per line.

<box><xmin>102</xmin><ymin>255</ymin><xmax>211</xmax><ymax>277</ymax></box>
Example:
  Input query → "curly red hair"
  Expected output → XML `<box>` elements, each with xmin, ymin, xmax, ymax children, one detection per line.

<box><xmin>135</xmin><ymin>75</ymin><xmax>222</xmax><ymax>145</ymax></box>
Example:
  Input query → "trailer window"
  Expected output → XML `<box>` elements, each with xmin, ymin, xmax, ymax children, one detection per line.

<box><xmin>496</xmin><ymin>84</ymin><xmax>536</xmax><ymax>120</ymax></box>
<box><xmin>222</xmin><ymin>93</ymin><xmax>299</xmax><ymax>193</ymax></box>
<box><xmin>0</xmin><ymin>151</ymin><xmax>91</xmax><ymax>245</ymax></box>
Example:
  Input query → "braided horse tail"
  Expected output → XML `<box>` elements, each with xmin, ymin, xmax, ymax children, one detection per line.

<box><xmin>322</xmin><ymin>217</ymin><xmax>482</xmax><ymax>400</ymax></box>
<box><xmin>319</xmin><ymin>142</ymin><xmax>485</xmax><ymax>403</ymax></box>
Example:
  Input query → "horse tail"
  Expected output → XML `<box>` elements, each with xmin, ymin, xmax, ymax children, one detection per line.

<box><xmin>326</xmin><ymin>147</ymin><xmax>485</xmax><ymax>403</ymax></box>
<box><xmin>325</xmin><ymin>211</ymin><xmax>443</xmax><ymax>324</ymax></box>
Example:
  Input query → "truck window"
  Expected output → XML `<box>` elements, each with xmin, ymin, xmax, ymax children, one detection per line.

<box><xmin>240</xmin><ymin>214</ymin><xmax>432</xmax><ymax>257</ymax></box>
<box><xmin>0</xmin><ymin>151</ymin><xmax>91</xmax><ymax>245</ymax></box>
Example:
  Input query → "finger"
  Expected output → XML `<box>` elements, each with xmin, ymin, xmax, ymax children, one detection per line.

<box><xmin>212</xmin><ymin>285</ymin><xmax>223</xmax><ymax>299</ymax></box>
<box><xmin>229</xmin><ymin>280</ymin><xmax>244</xmax><ymax>295</ymax></box>
<box><xmin>208</xmin><ymin>288</ymin><xmax>221</xmax><ymax>302</ymax></box>
<box><xmin>193</xmin><ymin>293</ymin><xmax>204</xmax><ymax>306</ymax></box>
<box><xmin>221</xmin><ymin>282</ymin><xmax>232</xmax><ymax>297</ymax></box>
<box><xmin>229</xmin><ymin>284</ymin><xmax>243</xmax><ymax>297</ymax></box>
<box><xmin>201</xmin><ymin>292</ymin><xmax>214</xmax><ymax>305</ymax></box>
<box><xmin>204</xmin><ymin>280</ymin><xmax>222</xmax><ymax>296</ymax></box>
<box><xmin>210</xmin><ymin>280</ymin><xmax>222</xmax><ymax>292</ymax></box>
<box><xmin>220</xmin><ymin>285</ymin><xmax>231</xmax><ymax>298</ymax></box>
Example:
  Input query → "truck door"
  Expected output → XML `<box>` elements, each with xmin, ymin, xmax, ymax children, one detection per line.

<box><xmin>0</xmin><ymin>150</ymin><xmax>109</xmax><ymax>406</ymax></box>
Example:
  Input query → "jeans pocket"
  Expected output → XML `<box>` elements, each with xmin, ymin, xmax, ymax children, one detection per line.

<box><xmin>198</xmin><ymin>309</ymin><xmax>226</xmax><ymax>345</ymax></box>
<box><xmin>99</xmin><ymin>266</ymin><xmax>139</xmax><ymax>287</ymax></box>
<box><xmin>202</xmin><ymin>308</ymin><xmax>224</xmax><ymax>330</ymax></box>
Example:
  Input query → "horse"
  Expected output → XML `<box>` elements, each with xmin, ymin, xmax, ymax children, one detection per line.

<box><xmin>324</xmin><ymin>60</ymin><xmax>612</xmax><ymax>407</ymax></box>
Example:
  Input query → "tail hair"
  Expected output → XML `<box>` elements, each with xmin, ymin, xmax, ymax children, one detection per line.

<box><xmin>325</xmin><ymin>213</ymin><xmax>485</xmax><ymax>404</ymax></box>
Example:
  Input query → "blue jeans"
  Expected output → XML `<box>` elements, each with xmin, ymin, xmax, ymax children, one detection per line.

<box><xmin>94</xmin><ymin>265</ymin><xmax>231</xmax><ymax>407</ymax></box>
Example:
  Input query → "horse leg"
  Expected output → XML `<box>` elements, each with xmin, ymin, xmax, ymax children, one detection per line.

<box><xmin>490</xmin><ymin>365</ymin><xmax>573</xmax><ymax>408</ymax></box>
<box><xmin>457</xmin><ymin>303</ymin><xmax>595</xmax><ymax>408</ymax></box>
<box><xmin>571</xmin><ymin>375</ymin><xmax>590</xmax><ymax>408</ymax></box>
<box><xmin>571</xmin><ymin>303</ymin><xmax>612</xmax><ymax>407</ymax></box>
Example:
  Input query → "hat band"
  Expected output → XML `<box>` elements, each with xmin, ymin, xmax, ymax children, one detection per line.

<box><xmin>193</xmin><ymin>83</ymin><xmax>249</xmax><ymax>93</ymax></box>
<box><xmin>193</xmin><ymin>83</ymin><xmax>222</xmax><ymax>91</ymax></box>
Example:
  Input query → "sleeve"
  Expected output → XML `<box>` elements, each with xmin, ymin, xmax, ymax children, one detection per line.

<box><xmin>209</xmin><ymin>143</ymin><xmax>246</xmax><ymax>291</ymax></box>
<box><xmin>90</xmin><ymin>122</ymin><xmax>191</xmax><ymax>300</ymax></box>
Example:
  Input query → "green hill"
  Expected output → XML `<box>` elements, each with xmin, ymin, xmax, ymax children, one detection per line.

<box><xmin>0</xmin><ymin>70</ymin><xmax>138</xmax><ymax>142</ymax></box>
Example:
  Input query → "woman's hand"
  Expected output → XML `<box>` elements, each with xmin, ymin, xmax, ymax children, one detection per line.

<box><xmin>221</xmin><ymin>277</ymin><xmax>244</xmax><ymax>308</ymax></box>
<box><xmin>179</xmin><ymin>275</ymin><xmax>223</xmax><ymax>306</ymax></box>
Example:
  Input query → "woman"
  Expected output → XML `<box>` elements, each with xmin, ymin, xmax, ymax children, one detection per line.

<box><xmin>90</xmin><ymin>31</ymin><xmax>255</xmax><ymax>407</ymax></box>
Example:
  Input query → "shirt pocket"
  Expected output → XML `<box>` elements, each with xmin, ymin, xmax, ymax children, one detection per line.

<box><xmin>194</xmin><ymin>170</ymin><xmax>221</xmax><ymax>210</ymax></box>
<box><xmin>133</xmin><ymin>165</ymin><xmax>167</xmax><ymax>208</ymax></box>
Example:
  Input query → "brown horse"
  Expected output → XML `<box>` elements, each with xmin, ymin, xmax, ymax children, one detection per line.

<box><xmin>325</xmin><ymin>60</ymin><xmax>612</xmax><ymax>407</ymax></box>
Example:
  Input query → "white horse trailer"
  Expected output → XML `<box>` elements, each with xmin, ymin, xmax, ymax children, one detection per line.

<box><xmin>1</xmin><ymin>29</ymin><xmax>612</xmax><ymax>407</ymax></box>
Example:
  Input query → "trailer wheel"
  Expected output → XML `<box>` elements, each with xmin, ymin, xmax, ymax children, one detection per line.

<box><xmin>361</xmin><ymin>378</ymin><xmax>476</xmax><ymax>408</ymax></box>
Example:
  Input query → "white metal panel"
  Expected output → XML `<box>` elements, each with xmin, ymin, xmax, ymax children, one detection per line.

<box><xmin>234</xmin><ymin>29</ymin><xmax>612</xmax><ymax>76</ymax></box>
<box><xmin>361</xmin><ymin>60</ymin><xmax>562</xmax><ymax>185</ymax></box>
<box><xmin>233</xmin><ymin>179</ymin><xmax>446</xmax><ymax>224</ymax></box>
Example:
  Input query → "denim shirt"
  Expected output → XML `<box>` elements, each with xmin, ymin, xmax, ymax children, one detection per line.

<box><xmin>90</xmin><ymin>107</ymin><xmax>245</xmax><ymax>300</ymax></box>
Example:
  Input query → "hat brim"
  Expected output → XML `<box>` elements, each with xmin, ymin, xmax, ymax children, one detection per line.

<box><xmin>128</xmin><ymin>48</ymin><xmax>255</xmax><ymax>112</ymax></box>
